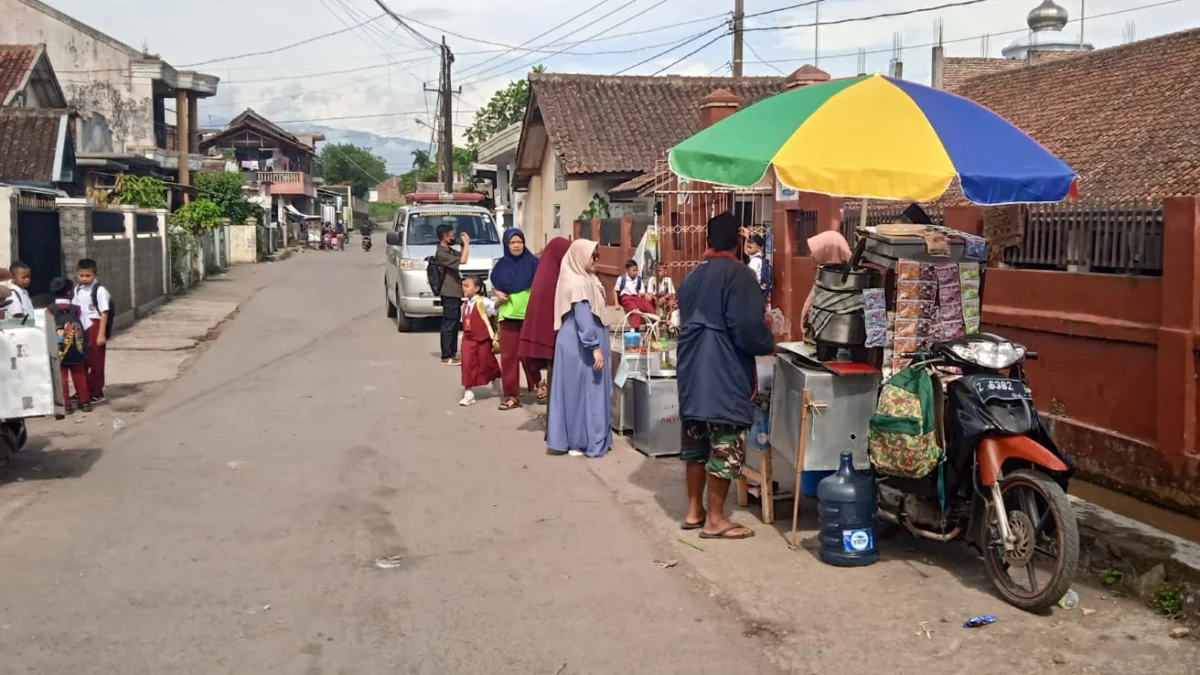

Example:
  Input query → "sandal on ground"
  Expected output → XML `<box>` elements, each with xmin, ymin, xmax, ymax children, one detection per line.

<box><xmin>698</xmin><ymin>524</ymin><xmax>755</xmax><ymax>540</ymax></box>
<box><xmin>499</xmin><ymin>397</ymin><xmax>522</xmax><ymax>411</ymax></box>
<box><xmin>680</xmin><ymin>512</ymin><xmax>707</xmax><ymax>531</ymax></box>
<box><xmin>536</xmin><ymin>382</ymin><xmax>549</xmax><ymax>403</ymax></box>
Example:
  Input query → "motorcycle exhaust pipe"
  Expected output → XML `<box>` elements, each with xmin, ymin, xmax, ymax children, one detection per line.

<box><xmin>879</xmin><ymin>509</ymin><xmax>962</xmax><ymax>542</ymax></box>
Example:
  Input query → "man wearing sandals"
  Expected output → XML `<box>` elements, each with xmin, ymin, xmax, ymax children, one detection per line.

<box><xmin>676</xmin><ymin>213</ymin><xmax>775</xmax><ymax>540</ymax></box>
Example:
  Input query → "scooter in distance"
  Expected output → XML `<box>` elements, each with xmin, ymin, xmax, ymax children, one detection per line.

<box><xmin>362</xmin><ymin>232</ymin><xmax>372</xmax><ymax>252</ymax></box>
<box><xmin>876</xmin><ymin>333</ymin><xmax>1079</xmax><ymax>612</ymax></box>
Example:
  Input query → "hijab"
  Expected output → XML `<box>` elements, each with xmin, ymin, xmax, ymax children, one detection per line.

<box><xmin>553</xmin><ymin>239</ymin><xmax>609</xmax><ymax>331</ymax></box>
<box><xmin>801</xmin><ymin>231</ymin><xmax>853</xmax><ymax>338</ymax></box>
<box><xmin>519</xmin><ymin>237</ymin><xmax>571</xmax><ymax>360</ymax></box>
<box><xmin>490</xmin><ymin>228</ymin><xmax>539</xmax><ymax>293</ymax></box>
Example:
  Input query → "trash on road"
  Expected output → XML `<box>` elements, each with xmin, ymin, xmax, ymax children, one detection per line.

<box><xmin>918</xmin><ymin>621</ymin><xmax>932</xmax><ymax>639</ymax></box>
<box><xmin>963</xmin><ymin>615</ymin><xmax>997</xmax><ymax>628</ymax></box>
<box><xmin>112</xmin><ymin>418</ymin><xmax>125</xmax><ymax>430</ymax></box>
<box><xmin>262</xmin><ymin>604</ymin><xmax>271</xmax><ymax>611</ymax></box>
<box><xmin>1058</xmin><ymin>589</ymin><xmax>1079</xmax><ymax>610</ymax></box>
<box><xmin>1081</xmin><ymin>608</ymin><xmax>1097</xmax><ymax>617</ymax></box>
<box><xmin>653</xmin><ymin>559</ymin><xmax>678</xmax><ymax>569</ymax></box>
<box><xmin>677</xmin><ymin>537</ymin><xmax>704</xmax><ymax>552</ymax></box>
<box><xmin>374</xmin><ymin>555</ymin><xmax>404</xmax><ymax>569</ymax></box>
<box><xmin>1170</xmin><ymin>627</ymin><xmax>1191</xmax><ymax>639</ymax></box>
<box><xmin>226</xmin><ymin>461</ymin><xmax>248</xmax><ymax>470</ymax></box>
<box><xmin>554</xmin><ymin>663</ymin><xmax>567</xmax><ymax>675</ymax></box>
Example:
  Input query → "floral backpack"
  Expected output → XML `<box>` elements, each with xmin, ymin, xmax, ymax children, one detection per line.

<box><xmin>868</xmin><ymin>366</ymin><xmax>943</xmax><ymax>479</ymax></box>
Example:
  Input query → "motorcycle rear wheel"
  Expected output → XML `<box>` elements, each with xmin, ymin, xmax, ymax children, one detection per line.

<box><xmin>982</xmin><ymin>468</ymin><xmax>1079</xmax><ymax>612</ymax></box>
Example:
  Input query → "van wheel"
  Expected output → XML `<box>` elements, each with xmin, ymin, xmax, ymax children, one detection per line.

<box><xmin>395</xmin><ymin>289</ymin><xmax>412</xmax><ymax>332</ymax></box>
<box><xmin>385</xmin><ymin>283</ymin><xmax>398</xmax><ymax>318</ymax></box>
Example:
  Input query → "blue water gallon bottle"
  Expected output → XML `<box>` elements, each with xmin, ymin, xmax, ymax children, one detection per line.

<box><xmin>817</xmin><ymin>452</ymin><xmax>879</xmax><ymax>567</ymax></box>
<box><xmin>623</xmin><ymin>328</ymin><xmax>642</xmax><ymax>351</ymax></box>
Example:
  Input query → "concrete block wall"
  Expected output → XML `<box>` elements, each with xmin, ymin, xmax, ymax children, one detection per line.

<box><xmin>92</xmin><ymin>237</ymin><xmax>133</xmax><ymax>327</ymax></box>
<box><xmin>133</xmin><ymin>233</ymin><xmax>165</xmax><ymax>314</ymax></box>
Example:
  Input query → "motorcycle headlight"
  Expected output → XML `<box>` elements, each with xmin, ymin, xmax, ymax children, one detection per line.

<box><xmin>949</xmin><ymin>340</ymin><xmax>1026</xmax><ymax>369</ymax></box>
<box><xmin>400</xmin><ymin>258</ymin><xmax>427</xmax><ymax>270</ymax></box>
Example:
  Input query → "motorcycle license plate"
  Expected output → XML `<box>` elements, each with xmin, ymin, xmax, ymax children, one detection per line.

<box><xmin>973</xmin><ymin>378</ymin><xmax>1030</xmax><ymax>401</ymax></box>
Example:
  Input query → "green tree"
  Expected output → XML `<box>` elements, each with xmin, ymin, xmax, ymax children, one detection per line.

<box><xmin>195</xmin><ymin>171</ymin><xmax>259</xmax><ymax>224</ymax></box>
<box><xmin>172</xmin><ymin>198</ymin><xmax>224</xmax><ymax>233</ymax></box>
<box><xmin>453</xmin><ymin>147</ymin><xmax>478</xmax><ymax>180</ymax></box>
<box><xmin>464</xmin><ymin>65</ymin><xmax>544</xmax><ymax>149</ymax></box>
<box><xmin>115</xmin><ymin>174</ymin><xmax>166</xmax><ymax>209</ymax></box>
<box><xmin>319</xmin><ymin>143</ymin><xmax>387</xmax><ymax>198</ymax></box>
<box><xmin>369</xmin><ymin>201</ymin><xmax>402</xmax><ymax>220</ymax></box>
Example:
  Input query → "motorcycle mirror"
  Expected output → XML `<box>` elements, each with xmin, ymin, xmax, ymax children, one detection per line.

<box><xmin>385</xmin><ymin>231</ymin><xmax>401</xmax><ymax>246</ymax></box>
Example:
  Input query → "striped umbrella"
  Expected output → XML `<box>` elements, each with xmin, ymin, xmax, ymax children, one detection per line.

<box><xmin>669</xmin><ymin>74</ymin><xmax>1078</xmax><ymax>205</ymax></box>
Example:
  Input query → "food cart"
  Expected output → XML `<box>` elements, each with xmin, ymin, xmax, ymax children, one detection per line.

<box><xmin>0</xmin><ymin>313</ymin><xmax>67</xmax><ymax>463</ymax></box>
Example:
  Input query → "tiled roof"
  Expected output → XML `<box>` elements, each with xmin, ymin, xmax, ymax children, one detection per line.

<box><xmin>953</xmin><ymin>28</ymin><xmax>1200</xmax><ymax>200</ymax></box>
<box><xmin>0</xmin><ymin>107</ymin><xmax>65</xmax><ymax>181</ymax></box>
<box><xmin>529</xmin><ymin>72</ymin><xmax>786</xmax><ymax>175</ymax></box>
<box><xmin>609</xmin><ymin>166</ymin><xmax>669</xmax><ymax>199</ymax></box>
<box><xmin>0</xmin><ymin>44</ymin><xmax>39</xmax><ymax>106</ymax></box>
<box><xmin>941</xmin><ymin>57</ymin><xmax>1024</xmax><ymax>92</ymax></box>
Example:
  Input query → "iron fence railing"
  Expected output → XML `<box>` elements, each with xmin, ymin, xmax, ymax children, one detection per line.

<box><xmin>1003</xmin><ymin>198</ymin><xmax>1164</xmax><ymax>275</ymax></box>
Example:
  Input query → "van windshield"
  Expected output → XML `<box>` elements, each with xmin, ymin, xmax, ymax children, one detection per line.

<box><xmin>405</xmin><ymin>212</ymin><xmax>500</xmax><ymax>245</ymax></box>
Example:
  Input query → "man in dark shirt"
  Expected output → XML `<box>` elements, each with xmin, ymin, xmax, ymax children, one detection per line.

<box><xmin>434</xmin><ymin>223</ymin><xmax>469</xmax><ymax>364</ymax></box>
<box><xmin>676</xmin><ymin>212</ymin><xmax>775</xmax><ymax>540</ymax></box>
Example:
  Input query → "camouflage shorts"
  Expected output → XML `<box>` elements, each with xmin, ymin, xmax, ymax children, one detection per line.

<box><xmin>680</xmin><ymin>421</ymin><xmax>747</xmax><ymax>481</ymax></box>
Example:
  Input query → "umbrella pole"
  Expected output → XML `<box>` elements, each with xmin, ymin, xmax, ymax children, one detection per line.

<box><xmin>859</xmin><ymin>197</ymin><xmax>869</xmax><ymax>232</ymax></box>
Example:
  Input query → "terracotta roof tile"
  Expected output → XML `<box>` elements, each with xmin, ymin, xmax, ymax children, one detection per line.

<box><xmin>0</xmin><ymin>108</ymin><xmax>65</xmax><ymax>181</ymax></box>
<box><xmin>0</xmin><ymin>45</ymin><xmax>39</xmax><ymax>106</ymax></box>
<box><xmin>609</xmin><ymin>166</ymin><xmax>670</xmax><ymax>199</ymax></box>
<box><xmin>942</xmin><ymin>57</ymin><xmax>1024</xmax><ymax>92</ymax></box>
<box><xmin>529</xmin><ymin>72</ymin><xmax>786</xmax><ymax>175</ymax></box>
<box><xmin>952</xmin><ymin>28</ymin><xmax>1200</xmax><ymax>200</ymax></box>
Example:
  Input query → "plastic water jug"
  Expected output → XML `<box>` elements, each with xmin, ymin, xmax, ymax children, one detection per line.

<box><xmin>623</xmin><ymin>329</ymin><xmax>641</xmax><ymax>351</ymax></box>
<box><xmin>817</xmin><ymin>452</ymin><xmax>879</xmax><ymax>567</ymax></box>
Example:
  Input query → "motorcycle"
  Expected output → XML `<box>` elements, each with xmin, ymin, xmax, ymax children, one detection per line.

<box><xmin>362</xmin><ymin>232</ymin><xmax>372</xmax><ymax>252</ymax></box>
<box><xmin>876</xmin><ymin>333</ymin><xmax>1079</xmax><ymax>612</ymax></box>
<box><xmin>0</xmin><ymin>419</ymin><xmax>28</xmax><ymax>467</ymax></box>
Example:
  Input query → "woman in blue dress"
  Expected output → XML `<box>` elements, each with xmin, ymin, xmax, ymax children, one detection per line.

<box><xmin>546</xmin><ymin>239</ymin><xmax>613</xmax><ymax>458</ymax></box>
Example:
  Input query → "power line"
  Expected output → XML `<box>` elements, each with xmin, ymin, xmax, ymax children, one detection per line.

<box><xmin>178</xmin><ymin>13</ymin><xmax>387</xmax><ymax>67</ymax></box>
<box><xmin>216</xmin><ymin>55</ymin><xmax>435</xmax><ymax>84</ymax></box>
<box><xmin>369</xmin><ymin>0</ymin><xmax>440</xmax><ymax>50</ymax></box>
<box><xmin>649</xmin><ymin>30</ymin><xmax>730</xmax><ymax>76</ymax></box>
<box><xmin>321</xmin><ymin>141</ymin><xmax>389</xmax><ymax>185</ymax></box>
<box><xmin>272</xmin><ymin>110</ymin><xmax>446</xmax><ymax>124</ymax></box>
<box><xmin>451</xmin><ymin>0</ymin><xmax>612</xmax><ymax>78</ymax></box>
<box><xmin>744</xmin><ymin>0</ymin><xmax>1184</xmax><ymax>65</ymax></box>
<box><xmin>612</xmin><ymin>24</ymin><xmax>730</xmax><ymax>75</ymax></box>
<box><xmin>744</xmin><ymin>39</ymin><xmax>787</xmax><ymax>76</ymax></box>
<box><xmin>743</xmin><ymin>0</ymin><xmax>996</xmax><ymax>33</ymax></box>
<box><xmin>461</xmin><ymin>0</ymin><xmax>674</xmax><ymax>87</ymax></box>
<box><xmin>745</xmin><ymin>0</ymin><xmax>822</xmax><ymax>19</ymax></box>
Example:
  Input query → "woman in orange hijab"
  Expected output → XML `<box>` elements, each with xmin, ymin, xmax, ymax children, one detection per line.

<box><xmin>801</xmin><ymin>231</ymin><xmax>853</xmax><ymax>340</ymax></box>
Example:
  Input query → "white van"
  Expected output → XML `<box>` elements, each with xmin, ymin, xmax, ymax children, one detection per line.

<box><xmin>383</xmin><ymin>194</ymin><xmax>504</xmax><ymax>331</ymax></box>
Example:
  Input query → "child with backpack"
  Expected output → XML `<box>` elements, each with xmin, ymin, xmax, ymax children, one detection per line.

<box><xmin>50</xmin><ymin>277</ymin><xmax>91</xmax><ymax>413</ymax></box>
<box><xmin>458</xmin><ymin>276</ymin><xmax>501</xmax><ymax>406</ymax></box>
<box><xmin>74</xmin><ymin>259</ymin><xmax>111</xmax><ymax>404</ymax></box>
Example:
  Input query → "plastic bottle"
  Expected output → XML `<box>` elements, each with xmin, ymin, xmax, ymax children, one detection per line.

<box><xmin>623</xmin><ymin>328</ymin><xmax>641</xmax><ymax>351</ymax></box>
<box><xmin>817</xmin><ymin>452</ymin><xmax>880</xmax><ymax>567</ymax></box>
<box><xmin>658</xmin><ymin>338</ymin><xmax>671</xmax><ymax>368</ymax></box>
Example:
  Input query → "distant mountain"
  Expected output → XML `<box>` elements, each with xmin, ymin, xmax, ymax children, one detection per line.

<box><xmin>200</xmin><ymin>113</ymin><xmax>430</xmax><ymax>177</ymax></box>
<box><xmin>303</xmin><ymin>124</ymin><xmax>430</xmax><ymax>176</ymax></box>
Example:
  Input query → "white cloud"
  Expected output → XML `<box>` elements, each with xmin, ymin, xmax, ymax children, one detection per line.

<box><xmin>41</xmin><ymin>0</ymin><xmax>1195</xmax><ymax>139</ymax></box>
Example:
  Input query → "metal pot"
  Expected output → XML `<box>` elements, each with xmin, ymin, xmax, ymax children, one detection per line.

<box><xmin>815</xmin><ymin>263</ymin><xmax>874</xmax><ymax>292</ymax></box>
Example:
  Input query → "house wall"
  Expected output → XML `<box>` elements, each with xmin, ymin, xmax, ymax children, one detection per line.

<box><xmin>0</xmin><ymin>0</ymin><xmax>150</xmax><ymax>152</ymax></box>
<box><xmin>530</xmin><ymin>142</ymin><xmax>612</xmax><ymax>252</ymax></box>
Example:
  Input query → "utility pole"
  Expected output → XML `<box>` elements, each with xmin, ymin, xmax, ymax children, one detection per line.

<box><xmin>732</xmin><ymin>0</ymin><xmax>744</xmax><ymax>77</ymax></box>
<box><xmin>814</xmin><ymin>0</ymin><xmax>821</xmax><ymax>66</ymax></box>
<box><xmin>424</xmin><ymin>37</ymin><xmax>459</xmax><ymax>194</ymax></box>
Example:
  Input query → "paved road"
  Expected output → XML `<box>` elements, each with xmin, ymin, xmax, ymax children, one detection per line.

<box><xmin>0</xmin><ymin>248</ymin><xmax>783</xmax><ymax>675</ymax></box>
<box><xmin>2</xmin><ymin>248</ymin><xmax>1196</xmax><ymax>675</ymax></box>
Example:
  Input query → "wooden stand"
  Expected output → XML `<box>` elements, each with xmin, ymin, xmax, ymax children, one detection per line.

<box><xmin>789</xmin><ymin>389</ymin><xmax>826</xmax><ymax>550</ymax></box>
<box><xmin>737</xmin><ymin>441</ymin><xmax>775</xmax><ymax>524</ymax></box>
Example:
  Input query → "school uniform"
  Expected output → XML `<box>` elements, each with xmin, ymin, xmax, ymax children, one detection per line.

<box><xmin>52</xmin><ymin>299</ymin><xmax>91</xmax><ymax>404</ymax></box>
<box><xmin>4</xmin><ymin>284</ymin><xmax>34</xmax><ymax>318</ymax></box>
<box><xmin>747</xmin><ymin>253</ymin><xmax>765</xmax><ymax>284</ymax></box>
<box><xmin>460</xmin><ymin>296</ymin><xmax>501</xmax><ymax>389</ymax></box>
<box><xmin>73</xmin><ymin>281</ymin><xmax>110</xmax><ymax>399</ymax></box>
<box><xmin>615</xmin><ymin>273</ymin><xmax>655</xmax><ymax>329</ymax></box>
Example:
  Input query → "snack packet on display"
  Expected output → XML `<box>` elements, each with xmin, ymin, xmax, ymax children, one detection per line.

<box><xmin>897</xmin><ymin>260</ymin><xmax>921</xmax><ymax>281</ymax></box>
<box><xmin>940</xmin><ymin>302</ymin><xmax>963</xmax><ymax>322</ymax></box>
<box><xmin>962</xmin><ymin>298</ymin><xmax>981</xmax><ymax>319</ymax></box>
<box><xmin>942</xmin><ymin>319</ymin><xmax>965</xmax><ymax>339</ymax></box>
<box><xmin>919</xmin><ymin>263</ymin><xmax>938</xmax><ymax>283</ymax></box>
<box><xmin>865</xmin><ymin>309</ymin><xmax>888</xmax><ymax>331</ymax></box>
<box><xmin>896</xmin><ymin>320</ymin><xmax>918</xmax><ymax>338</ymax></box>
<box><xmin>865</xmin><ymin>327</ymin><xmax>887</xmax><ymax>349</ymax></box>
<box><xmin>862</xmin><ymin>288</ymin><xmax>886</xmax><ymax>311</ymax></box>
<box><xmin>958</xmin><ymin>262</ymin><xmax>981</xmax><ymax>282</ymax></box>
<box><xmin>897</xmin><ymin>280</ymin><xmax>922</xmax><ymax>301</ymax></box>
<box><xmin>897</xmin><ymin>300</ymin><xmax>920</xmax><ymax>320</ymax></box>
<box><xmin>918</xmin><ymin>300</ymin><xmax>939</xmax><ymax>322</ymax></box>
<box><xmin>894</xmin><ymin>337</ymin><xmax>919</xmax><ymax>356</ymax></box>
<box><xmin>918</xmin><ymin>281</ymin><xmax>937</xmax><ymax>302</ymax></box>
<box><xmin>960</xmin><ymin>278</ymin><xmax>980</xmax><ymax>301</ymax></box>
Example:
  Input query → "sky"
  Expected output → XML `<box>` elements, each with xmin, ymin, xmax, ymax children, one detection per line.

<box><xmin>43</xmin><ymin>0</ymin><xmax>1193</xmax><ymax>145</ymax></box>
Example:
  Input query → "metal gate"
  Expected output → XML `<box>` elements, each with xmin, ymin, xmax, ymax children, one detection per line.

<box><xmin>16</xmin><ymin>208</ymin><xmax>62</xmax><ymax>297</ymax></box>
